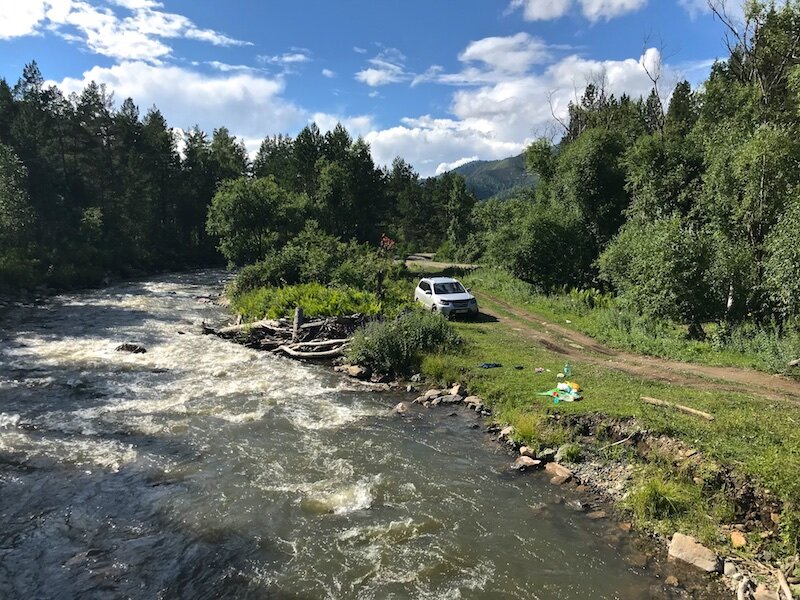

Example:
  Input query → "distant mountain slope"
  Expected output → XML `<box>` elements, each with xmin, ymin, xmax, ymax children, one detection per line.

<box><xmin>451</xmin><ymin>153</ymin><xmax>537</xmax><ymax>200</ymax></box>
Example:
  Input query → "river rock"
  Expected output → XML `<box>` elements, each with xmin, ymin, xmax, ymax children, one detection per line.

<box><xmin>730</xmin><ymin>531</ymin><xmax>747</xmax><ymax>549</ymax></box>
<box><xmin>566</xmin><ymin>499</ymin><xmax>588</xmax><ymax>512</ymax></box>
<box><xmin>519</xmin><ymin>446</ymin><xmax>536</xmax><ymax>459</ymax></box>
<box><xmin>499</xmin><ymin>426</ymin><xmax>514</xmax><ymax>440</ymax></box>
<box><xmin>587</xmin><ymin>510</ymin><xmax>607</xmax><ymax>520</ymax></box>
<box><xmin>393</xmin><ymin>402</ymin><xmax>409</xmax><ymax>414</ymax></box>
<box><xmin>424</xmin><ymin>389</ymin><xmax>443</xmax><ymax>398</ymax></box>
<box><xmin>464</xmin><ymin>396</ymin><xmax>482</xmax><ymax>407</ymax></box>
<box><xmin>544</xmin><ymin>462</ymin><xmax>573</xmax><ymax>480</ymax></box>
<box><xmin>410</xmin><ymin>373</ymin><xmax>422</xmax><ymax>382</ymax></box>
<box><xmin>665</xmin><ymin>575</ymin><xmax>679</xmax><ymax>587</ymax></box>
<box><xmin>723</xmin><ymin>561</ymin><xmax>738</xmax><ymax>577</ymax></box>
<box><xmin>346</xmin><ymin>365</ymin><xmax>371</xmax><ymax>379</ymax></box>
<box><xmin>438</xmin><ymin>395</ymin><xmax>464</xmax><ymax>405</ymax></box>
<box><xmin>513</xmin><ymin>456</ymin><xmax>541</xmax><ymax>471</ymax></box>
<box><xmin>449</xmin><ymin>383</ymin><xmax>466</xmax><ymax>397</ymax></box>
<box><xmin>550</xmin><ymin>475</ymin><xmax>570</xmax><ymax>486</ymax></box>
<box><xmin>753</xmin><ymin>584</ymin><xmax>780</xmax><ymax>600</ymax></box>
<box><xmin>116</xmin><ymin>342</ymin><xmax>146</xmax><ymax>354</ymax></box>
<box><xmin>538</xmin><ymin>448</ymin><xmax>557</xmax><ymax>463</ymax></box>
<box><xmin>668</xmin><ymin>533</ymin><xmax>721</xmax><ymax>573</ymax></box>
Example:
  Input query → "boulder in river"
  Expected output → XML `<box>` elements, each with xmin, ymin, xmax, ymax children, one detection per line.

<box><xmin>519</xmin><ymin>446</ymin><xmax>536</xmax><ymax>459</ymax></box>
<box><xmin>346</xmin><ymin>365</ymin><xmax>371</xmax><ymax>380</ymax></box>
<box><xmin>668</xmin><ymin>533</ymin><xmax>721</xmax><ymax>573</ymax></box>
<box><xmin>544</xmin><ymin>462</ymin><xmax>573</xmax><ymax>480</ymax></box>
<box><xmin>513</xmin><ymin>456</ymin><xmax>541</xmax><ymax>471</ymax></box>
<box><xmin>438</xmin><ymin>395</ymin><xmax>464</xmax><ymax>405</ymax></box>
<box><xmin>116</xmin><ymin>343</ymin><xmax>147</xmax><ymax>354</ymax></box>
<box><xmin>393</xmin><ymin>402</ymin><xmax>409</xmax><ymax>415</ymax></box>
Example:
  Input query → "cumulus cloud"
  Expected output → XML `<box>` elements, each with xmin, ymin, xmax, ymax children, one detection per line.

<box><xmin>508</xmin><ymin>0</ymin><xmax>646</xmax><ymax>22</ymax></box>
<box><xmin>0</xmin><ymin>0</ymin><xmax>249</xmax><ymax>60</ymax></box>
<box><xmin>365</xmin><ymin>46</ymin><xmax>691</xmax><ymax>176</ymax></box>
<box><xmin>321</xmin><ymin>68</ymin><xmax>336</xmax><ymax>78</ymax></box>
<box><xmin>435</xmin><ymin>156</ymin><xmax>479</xmax><ymax>175</ymax></box>
<box><xmin>355</xmin><ymin>48</ymin><xmax>410</xmax><ymax>86</ymax></box>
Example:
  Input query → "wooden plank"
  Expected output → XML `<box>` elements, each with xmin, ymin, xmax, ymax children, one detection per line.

<box><xmin>641</xmin><ymin>396</ymin><xmax>715</xmax><ymax>421</ymax></box>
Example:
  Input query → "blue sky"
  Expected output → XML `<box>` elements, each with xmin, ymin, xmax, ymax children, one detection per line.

<box><xmin>1</xmin><ymin>0</ymin><xmax>732</xmax><ymax>175</ymax></box>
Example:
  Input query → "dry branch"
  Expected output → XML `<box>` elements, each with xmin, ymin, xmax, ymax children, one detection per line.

<box><xmin>277</xmin><ymin>345</ymin><xmax>346</xmax><ymax>359</ymax></box>
<box><xmin>641</xmin><ymin>396</ymin><xmax>715</xmax><ymax>421</ymax></box>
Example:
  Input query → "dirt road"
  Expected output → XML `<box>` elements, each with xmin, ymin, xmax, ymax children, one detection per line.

<box><xmin>477</xmin><ymin>290</ymin><xmax>800</xmax><ymax>404</ymax></box>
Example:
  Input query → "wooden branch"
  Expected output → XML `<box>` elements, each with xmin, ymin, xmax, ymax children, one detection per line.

<box><xmin>641</xmin><ymin>397</ymin><xmax>715</xmax><ymax>421</ymax></box>
<box><xmin>214</xmin><ymin>319</ymin><xmax>284</xmax><ymax>336</ymax></box>
<box><xmin>288</xmin><ymin>338</ymin><xmax>351</xmax><ymax>349</ymax></box>
<box><xmin>276</xmin><ymin>345</ymin><xmax>345</xmax><ymax>359</ymax></box>
<box><xmin>776</xmin><ymin>570</ymin><xmax>793</xmax><ymax>600</ymax></box>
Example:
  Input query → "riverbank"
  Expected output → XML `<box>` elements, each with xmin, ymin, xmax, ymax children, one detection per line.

<box><xmin>406</xmin><ymin>291</ymin><xmax>800</xmax><ymax>599</ymax></box>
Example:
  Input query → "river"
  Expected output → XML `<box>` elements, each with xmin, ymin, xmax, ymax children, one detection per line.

<box><xmin>0</xmin><ymin>271</ymin><xmax>722</xmax><ymax>599</ymax></box>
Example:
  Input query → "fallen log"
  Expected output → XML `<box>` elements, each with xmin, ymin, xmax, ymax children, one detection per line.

<box><xmin>641</xmin><ymin>396</ymin><xmax>715</xmax><ymax>421</ymax></box>
<box><xmin>276</xmin><ymin>345</ymin><xmax>346</xmax><ymax>359</ymax></box>
<box><xmin>286</xmin><ymin>338</ymin><xmax>351</xmax><ymax>349</ymax></box>
<box><xmin>211</xmin><ymin>319</ymin><xmax>285</xmax><ymax>337</ymax></box>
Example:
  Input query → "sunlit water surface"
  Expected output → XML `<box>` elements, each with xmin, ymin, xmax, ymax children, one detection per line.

<box><xmin>0</xmin><ymin>272</ymin><xmax>723</xmax><ymax>599</ymax></box>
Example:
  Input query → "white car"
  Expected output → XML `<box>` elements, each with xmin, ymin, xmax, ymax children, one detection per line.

<box><xmin>414</xmin><ymin>277</ymin><xmax>479</xmax><ymax>317</ymax></box>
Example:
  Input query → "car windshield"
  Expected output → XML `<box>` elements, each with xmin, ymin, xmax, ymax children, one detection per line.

<box><xmin>434</xmin><ymin>282</ymin><xmax>466</xmax><ymax>295</ymax></box>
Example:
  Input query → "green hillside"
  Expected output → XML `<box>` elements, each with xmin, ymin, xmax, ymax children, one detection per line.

<box><xmin>452</xmin><ymin>153</ymin><xmax>537</xmax><ymax>200</ymax></box>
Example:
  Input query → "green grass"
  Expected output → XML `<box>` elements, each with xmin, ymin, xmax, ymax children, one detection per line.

<box><xmin>417</xmin><ymin>294</ymin><xmax>800</xmax><ymax>556</ymax></box>
<box><xmin>461</xmin><ymin>267</ymin><xmax>800</xmax><ymax>375</ymax></box>
<box><xmin>232</xmin><ymin>283</ymin><xmax>382</xmax><ymax>321</ymax></box>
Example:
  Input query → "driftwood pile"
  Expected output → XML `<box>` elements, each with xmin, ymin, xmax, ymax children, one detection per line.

<box><xmin>202</xmin><ymin>309</ymin><xmax>367</xmax><ymax>360</ymax></box>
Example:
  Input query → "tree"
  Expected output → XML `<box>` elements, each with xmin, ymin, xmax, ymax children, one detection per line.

<box><xmin>598</xmin><ymin>217</ymin><xmax>721</xmax><ymax>335</ymax></box>
<box><xmin>206</xmin><ymin>177</ymin><xmax>302</xmax><ymax>266</ymax></box>
<box><xmin>0</xmin><ymin>143</ymin><xmax>34</xmax><ymax>245</ymax></box>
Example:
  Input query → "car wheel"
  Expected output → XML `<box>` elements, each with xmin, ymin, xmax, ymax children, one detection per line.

<box><xmin>431</xmin><ymin>305</ymin><xmax>437</xmax><ymax>313</ymax></box>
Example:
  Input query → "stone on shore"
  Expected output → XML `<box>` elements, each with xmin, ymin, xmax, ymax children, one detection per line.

<box><xmin>449</xmin><ymin>383</ymin><xmax>466</xmax><ymax>397</ymax></box>
<box><xmin>513</xmin><ymin>456</ymin><xmax>542</xmax><ymax>471</ymax></box>
<box><xmin>538</xmin><ymin>448</ymin><xmax>557</xmax><ymax>462</ymax></box>
<box><xmin>544</xmin><ymin>462</ymin><xmax>573</xmax><ymax>480</ymax></box>
<box><xmin>730</xmin><ymin>531</ymin><xmax>747</xmax><ymax>549</ymax></box>
<box><xmin>499</xmin><ymin>426</ymin><xmax>514</xmax><ymax>440</ymax></box>
<box><xmin>519</xmin><ymin>446</ymin><xmax>536</xmax><ymax>459</ymax></box>
<box><xmin>346</xmin><ymin>365</ymin><xmax>371</xmax><ymax>379</ymax></box>
<box><xmin>753</xmin><ymin>584</ymin><xmax>780</xmax><ymax>600</ymax></box>
<box><xmin>668</xmin><ymin>533</ymin><xmax>721</xmax><ymax>573</ymax></box>
<box><xmin>438</xmin><ymin>395</ymin><xmax>464</xmax><ymax>405</ymax></box>
<box><xmin>423</xmin><ymin>389</ymin><xmax>443</xmax><ymax>398</ymax></box>
<box><xmin>550</xmin><ymin>475</ymin><xmax>570</xmax><ymax>486</ymax></box>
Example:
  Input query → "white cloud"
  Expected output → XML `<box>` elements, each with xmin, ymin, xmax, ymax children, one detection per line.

<box><xmin>507</xmin><ymin>0</ymin><xmax>572</xmax><ymax>21</ymax></box>
<box><xmin>353</xmin><ymin>46</ymin><xmax>367</xmax><ymax>54</ymax></box>
<box><xmin>435</xmin><ymin>156</ymin><xmax>479</xmax><ymax>175</ymax></box>
<box><xmin>0</xmin><ymin>0</ymin><xmax>249</xmax><ymax>60</ymax></box>
<box><xmin>413</xmin><ymin>33</ymin><xmax>556</xmax><ymax>86</ymax></box>
<box><xmin>460</xmin><ymin>32</ymin><xmax>552</xmax><ymax>74</ymax></box>
<box><xmin>355</xmin><ymin>48</ymin><xmax>409</xmax><ymax>86</ymax></box>
<box><xmin>508</xmin><ymin>0</ymin><xmax>646</xmax><ymax>22</ymax></box>
<box><xmin>679</xmin><ymin>0</ymin><xmax>745</xmax><ymax>22</ymax></box>
<box><xmin>259</xmin><ymin>51</ymin><xmax>312</xmax><ymax>66</ymax></box>
<box><xmin>321</xmin><ymin>68</ymin><xmax>336</xmax><ymax>78</ymax></box>
<box><xmin>54</xmin><ymin>61</ymin><xmax>305</xmax><ymax>142</ymax></box>
<box><xmin>311</xmin><ymin>113</ymin><xmax>376</xmax><ymax>138</ymax></box>
<box><xmin>0</xmin><ymin>0</ymin><xmax>47</xmax><ymax>39</ymax></box>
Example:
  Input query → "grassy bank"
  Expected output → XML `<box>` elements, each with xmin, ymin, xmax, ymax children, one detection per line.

<box><xmin>418</xmin><ymin>292</ymin><xmax>800</xmax><ymax>560</ymax></box>
<box><xmin>460</xmin><ymin>268</ymin><xmax>800</xmax><ymax>375</ymax></box>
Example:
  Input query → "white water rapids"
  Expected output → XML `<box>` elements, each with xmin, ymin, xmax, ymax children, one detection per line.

<box><xmin>0</xmin><ymin>271</ymin><xmax>723</xmax><ymax>599</ymax></box>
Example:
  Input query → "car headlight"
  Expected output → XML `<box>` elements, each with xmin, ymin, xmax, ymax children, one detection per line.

<box><xmin>468</xmin><ymin>298</ymin><xmax>477</xmax><ymax>304</ymax></box>
<box><xmin>437</xmin><ymin>300</ymin><xmax>450</xmax><ymax>306</ymax></box>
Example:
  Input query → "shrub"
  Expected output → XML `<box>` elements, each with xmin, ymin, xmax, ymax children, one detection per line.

<box><xmin>232</xmin><ymin>283</ymin><xmax>381</xmax><ymax>321</ymax></box>
<box><xmin>347</xmin><ymin>309</ymin><xmax>462</xmax><ymax>375</ymax></box>
<box><xmin>627</xmin><ymin>476</ymin><xmax>697</xmax><ymax>521</ymax></box>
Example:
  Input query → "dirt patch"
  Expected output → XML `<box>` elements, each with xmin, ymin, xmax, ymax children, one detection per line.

<box><xmin>477</xmin><ymin>291</ymin><xmax>800</xmax><ymax>405</ymax></box>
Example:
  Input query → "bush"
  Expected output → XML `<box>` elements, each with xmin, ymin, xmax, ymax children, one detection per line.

<box><xmin>228</xmin><ymin>221</ymin><xmax>409</xmax><ymax>313</ymax></box>
<box><xmin>232</xmin><ymin>283</ymin><xmax>381</xmax><ymax>321</ymax></box>
<box><xmin>627</xmin><ymin>475</ymin><xmax>697</xmax><ymax>521</ymax></box>
<box><xmin>347</xmin><ymin>309</ymin><xmax>462</xmax><ymax>375</ymax></box>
